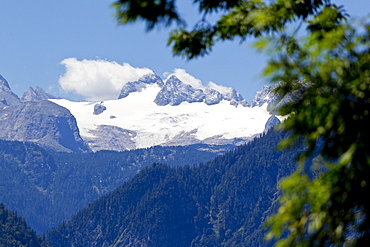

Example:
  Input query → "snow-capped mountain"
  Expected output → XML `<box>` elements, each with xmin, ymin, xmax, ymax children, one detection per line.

<box><xmin>50</xmin><ymin>73</ymin><xmax>280</xmax><ymax>152</ymax></box>
<box><xmin>153</xmin><ymin>75</ymin><xmax>248</xmax><ymax>106</ymax></box>
<box><xmin>0</xmin><ymin>73</ymin><xmax>282</xmax><ymax>152</ymax></box>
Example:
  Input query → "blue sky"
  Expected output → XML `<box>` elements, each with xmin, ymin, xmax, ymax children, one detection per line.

<box><xmin>1</xmin><ymin>0</ymin><xmax>369</xmax><ymax>102</ymax></box>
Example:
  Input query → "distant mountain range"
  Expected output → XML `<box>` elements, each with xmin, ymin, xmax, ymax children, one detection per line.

<box><xmin>0</xmin><ymin>73</ymin><xmax>282</xmax><ymax>152</ymax></box>
<box><xmin>0</xmin><ymin>72</ymin><xmax>301</xmax><ymax>246</ymax></box>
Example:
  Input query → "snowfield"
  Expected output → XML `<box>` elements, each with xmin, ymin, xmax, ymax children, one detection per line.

<box><xmin>50</xmin><ymin>84</ymin><xmax>272</xmax><ymax>151</ymax></box>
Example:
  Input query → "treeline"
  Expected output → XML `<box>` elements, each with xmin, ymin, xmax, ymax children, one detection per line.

<box><xmin>0</xmin><ymin>139</ymin><xmax>218</xmax><ymax>233</ymax></box>
<box><xmin>46</xmin><ymin>130</ymin><xmax>300</xmax><ymax>246</ymax></box>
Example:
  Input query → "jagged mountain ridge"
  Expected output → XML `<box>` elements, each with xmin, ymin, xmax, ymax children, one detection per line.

<box><xmin>118</xmin><ymin>73</ymin><xmax>164</xmax><ymax>99</ymax></box>
<box><xmin>51</xmin><ymin>73</ymin><xmax>281</xmax><ymax>152</ymax></box>
<box><xmin>0</xmin><ymin>73</ymin><xmax>281</xmax><ymax>152</ymax></box>
<box><xmin>20</xmin><ymin>86</ymin><xmax>60</xmax><ymax>102</ymax></box>
<box><xmin>119</xmin><ymin>73</ymin><xmax>248</xmax><ymax>107</ymax></box>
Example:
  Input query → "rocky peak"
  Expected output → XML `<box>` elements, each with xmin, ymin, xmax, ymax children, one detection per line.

<box><xmin>223</xmin><ymin>88</ymin><xmax>244</xmax><ymax>102</ymax></box>
<box><xmin>0</xmin><ymin>75</ymin><xmax>11</xmax><ymax>91</ymax></box>
<box><xmin>154</xmin><ymin>76</ymin><xmax>248</xmax><ymax>107</ymax></box>
<box><xmin>203</xmin><ymin>88</ymin><xmax>223</xmax><ymax>105</ymax></box>
<box><xmin>249</xmin><ymin>85</ymin><xmax>278</xmax><ymax>108</ymax></box>
<box><xmin>154</xmin><ymin>75</ymin><xmax>205</xmax><ymax>106</ymax></box>
<box><xmin>20</xmin><ymin>86</ymin><xmax>59</xmax><ymax>102</ymax></box>
<box><xmin>118</xmin><ymin>73</ymin><xmax>163</xmax><ymax>99</ymax></box>
<box><xmin>0</xmin><ymin>75</ymin><xmax>20</xmax><ymax>107</ymax></box>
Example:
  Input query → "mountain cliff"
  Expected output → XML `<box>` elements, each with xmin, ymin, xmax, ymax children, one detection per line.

<box><xmin>0</xmin><ymin>100</ymin><xmax>90</xmax><ymax>152</ymax></box>
<box><xmin>0</xmin><ymin>75</ymin><xmax>90</xmax><ymax>152</ymax></box>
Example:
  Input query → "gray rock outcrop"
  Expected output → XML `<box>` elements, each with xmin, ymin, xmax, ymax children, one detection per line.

<box><xmin>20</xmin><ymin>86</ymin><xmax>60</xmax><ymax>102</ymax></box>
<box><xmin>118</xmin><ymin>73</ymin><xmax>164</xmax><ymax>99</ymax></box>
<box><xmin>264</xmin><ymin>115</ymin><xmax>281</xmax><ymax>132</ymax></box>
<box><xmin>154</xmin><ymin>75</ymin><xmax>205</xmax><ymax>106</ymax></box>
<box><xmin>0</xmin><ymin>100</ymin><xmax>90</xmax><ymax>152</ymax></box>
<box><xmin>84</xmin><ymin>125</ymin><xmax>137</xmax><ymax>151</ymax></box>
<box><xmin>93</xmin><ymin>102</ymin><xmax>106</xmax><ymax>115</ymax></box>
<box><xmin>0</xmin><ymin>75</ymin><xmax>20</xmax><ymax>107</ymax></box>
<box><xmin>204</xmin><ymin>88</ymin><xmax>223</xmax><ymax>105</ymax></box>
<box><xmin>154</xmin><ymin>75</ymin><xmax>248</xmax><ymax>106</ymax></box>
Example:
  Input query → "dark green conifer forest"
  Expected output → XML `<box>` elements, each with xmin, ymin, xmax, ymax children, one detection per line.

<box><xmin>45</xmin><ymin>130</ymin><xmax>299</xmax><ymax>246</ymax></box>
<box><xmin>0</xmin><ymin>139</ymin><xmax>218</xmax><ymax>233</ymax></box>
<box><xmin>0</xmin><ymin>203</ymin><xmax>47</xmax><ymax>247</ymax></box>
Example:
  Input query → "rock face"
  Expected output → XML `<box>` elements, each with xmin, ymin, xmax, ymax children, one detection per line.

<box><xmin>154</xmin><ymin>75</ymin><xmax>205</xmax><ymax>106</ymax></box>
<box><xmin>249</xmin><ymin>85</ymin><xmax>278</xmax><ymax>108</ymax></box>
<box><xmin>0</xmin><ymin>75</ymin><xmax>89</xmax><ymax>152</ymax></box>
<box><xmin>222</xmin><ymin>88</ymin><xmax>248</xmax><ymax>106</ymax></box>
<box><xmin>264</xmin><ymin>115</ymin><xmax>281</xmax><ymax>132</ymax></box>
<box><xmin>154</xmin><ymin>75</ymin><xmax>248</xmax><ymax>106</ymax></box>
<box><xmin>0</xmin><ymin>100</ymin><xmax>90</xmax><ymax>153</ymax></box>
<box><xmin>84</xmin><ymin>125</ymin><xmax>137</xmax><ymax>151</ymax></box>
<box><xmin>203</xmin><ymin>88</ymin><xmax>223</xmax><ymax>105</ymax></box>
<box><xmin>118</xmin><ymin>73</ymin><xmax>164</xmax><ymax>99</ymax></box>
<box><xmin>93</xmin><ymin>102</ymin><xmax>106</xmax><ymax>115</ymax></box>
<box><xmin>20</xmin><ymin>86</ymin><xmax>60</xmax><ymax>102</ymax></box>
<box><xmin>0</xmin><ymin>75</ymin><xmax>20</xmax><ymax>107</ymax></box>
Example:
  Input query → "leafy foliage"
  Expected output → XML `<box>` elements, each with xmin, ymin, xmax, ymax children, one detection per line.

<box><xmin>112</xmin><ymin>0</ymin><xmax>183</xmax><ymax>30</ymax></box>
<box><xmin>259</xmin><ymin>12</ymin><xmax>370</xmax><ymax>247</ymax></box>
<box><xmin>111</xmin><ymin>0</ymin><xmax>370</xmax><ymax>245</ymax></box>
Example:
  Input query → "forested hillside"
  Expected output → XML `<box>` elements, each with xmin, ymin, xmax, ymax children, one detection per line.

<box><xmin>0</xmin><ymin>203</ymin><xmax>47</xmax><ymax>247</ymax></box>
<box><xmin>0</xmin><ymin>140</ymin><xmax>218</xmax><ymax>233</ymax></box>
<box><xmin>46</xmin><ymin>130</ymin><xmax>300</xmax><ymax>246</ymax></box>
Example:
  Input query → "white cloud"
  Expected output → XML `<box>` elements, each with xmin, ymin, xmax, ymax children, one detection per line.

<box><xmin>208</xmin><ymin>81</ymin><xmax>233</xmax><ymax>95</ymax></box>
<box><xmin>58</xmin><ymin>58</ymin><xmax>153</xmax><ymax>101</ymax></box>
<box><xmin>165</xmin><ymin>68</ymin><xmax>205</xmax><ymax>89</ymax></box>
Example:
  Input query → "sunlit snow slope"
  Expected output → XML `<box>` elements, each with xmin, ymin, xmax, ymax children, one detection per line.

<box><xmin>50</xmin><ymin>84</ymin><xmax>272</xmax><ymax>151</ymax></box>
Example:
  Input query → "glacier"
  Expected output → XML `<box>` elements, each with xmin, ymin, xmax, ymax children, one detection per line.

<box><xmin>51</xmin><ymin>82</ymin><xmax>274</xmax><ymax>152</ymax></box>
